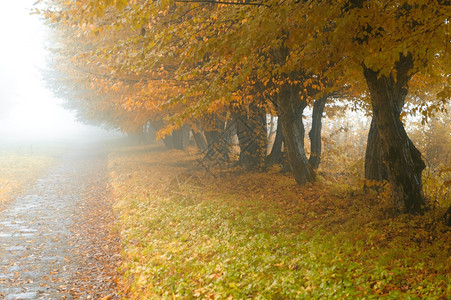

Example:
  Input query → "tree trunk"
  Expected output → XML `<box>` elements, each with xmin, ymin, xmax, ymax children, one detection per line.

<box><xmin>146</xmin><ymin>122</ymin><xmax>157</xmax><ymax>144</ymax></box>
<box><xmin>364</xmin><ymin>118</ymin><xmax>388</xmax><ymax>181</ymax></box>
<box><xmin>191</xmin><ymin>121</ymin><xmax>208</xmax><ymax>152</ymax></box>
<box><xmin>203</xmin><ymin>115</ymin><xmax>230</xmax><ymax>160</ymax></box>
<box><xmin>277</xmin><ymin>84</ymin><xmax>315</xmax><ymax>185</ymax></box>
<box><xmin>233</xmin><ymin>103</ymin><xmax>267</xmax><ymax>169</ymax></box>
<box><xmin>249</xmin><ymin>103</ymin><xmax>268</xmax><ymax>168</ymax></box>
<box><xmin>363</xmin><ymin>54</ymin><xmax>426</xmax><ymax>213</ymax></box>
<box><xmin>267</xmin><ymin>117</ymin><xmax>284</xmax><ymax>165</ymax></box>
<box><xmin>162</xmin><ymin>135</ymin><xmax>175</xmax><ymax>149</ymax></box>
<box><xmin>308</xmin><ymin>96</ymin><xmax>327</xmax><ymax>169</ymax></box>
<box><xmin>365</xmin><ymin>76</ymin><xmax>423</xmax><ymax>184</ymax></box>
<box><xmin>444</xmin><ymin>205</ymin><xmax>451</xmax><ymax>226</ymax></box>
<box><xmin>172</xmin><ymin>124</ymin><xmax>191</xmax><ymax>150</ymax></box>
<box><xmin>193</xmin><ymin>131</ymin><xmax>208</xmax><ymax>152</ymax></box>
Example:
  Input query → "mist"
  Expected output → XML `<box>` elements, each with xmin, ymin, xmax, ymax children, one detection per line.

<box><xmin>0</xmin><ymin>1</ymin><xmax>121</xmax><ymax>150</ymax></box>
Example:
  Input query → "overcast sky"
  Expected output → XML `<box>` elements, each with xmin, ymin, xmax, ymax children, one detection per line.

<box><xmin>0</xmin><ymin>1</ymin><xmax>117</xmax><ymax>142</ymax></box>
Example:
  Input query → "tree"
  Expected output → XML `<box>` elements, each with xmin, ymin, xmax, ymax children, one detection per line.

<box><xmin>286</xmin><ymin>0</ymin><xmax>449</xmax><ymax>213</ymax></box>
<box><xmin>232</xmin><ymin>101</ymin><xmax>268</xmax><ymax>169</ymax></box>
<box><xmin>267</xmin><ymin>117</ymin><xmax>284</xmax><ymax>166</ymax></box>
<box><xmin>308</xmin><ymin>96</ymin><xmax>328</xmax><ymax>170</ymax></box>
<box><xmin>40</xmin><ymin>0</ymin><xmax>449</xmax><ymax>212</ymax></box>
<box><xmin>363</xmin><ymin>54</ymin><xmax>426</xmax><ymax>212</ymax></box>
<box><xmin>364</xmin><ymin>118</ymin><xmax>388</xmax><ymax>181</ymax></box>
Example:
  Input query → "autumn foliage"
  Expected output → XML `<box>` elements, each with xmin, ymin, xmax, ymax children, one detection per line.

<box><xmin>39</xmin><ymin>2</ymin><xmax>449</xmax><ymax>218</ymax></box>
<box><xmin>32</xmin><ymin>0</ymin><xmax>451</xmax><ymax>297</ymax></box>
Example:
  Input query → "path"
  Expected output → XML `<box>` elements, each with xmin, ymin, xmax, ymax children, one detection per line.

<box><xmin>0</xmin><ymin>144</ymin><xmax>121</xmax><ymax>299</ymax></box>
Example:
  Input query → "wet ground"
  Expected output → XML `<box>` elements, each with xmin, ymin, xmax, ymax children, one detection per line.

<box><xmin>0</xmin><ymin>144</ymin><xmax>121</xmax><ymax>299</ymax></box>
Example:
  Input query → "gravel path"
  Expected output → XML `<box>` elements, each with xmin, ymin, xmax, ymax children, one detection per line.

<box><xmin>0</xmin><ymin>144</ymin><xmax>121</xmax><ymax>299</ymax></box>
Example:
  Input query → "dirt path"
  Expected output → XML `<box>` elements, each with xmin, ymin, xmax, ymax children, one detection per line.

<box><xmin>0</xmin><ymin>144</ymin><xmax>121</xmax><ymax>299</ymax></box>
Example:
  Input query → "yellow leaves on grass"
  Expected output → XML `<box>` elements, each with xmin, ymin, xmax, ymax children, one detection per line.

<box><xmin>0</xmin><ymin>153</ymin><xmax>54</xmax><ymax>206</ymax></box>
<box><xmin>108</xmin><ymin>143</ymin><xmax>451</xmax><ymax>299</ymax></box>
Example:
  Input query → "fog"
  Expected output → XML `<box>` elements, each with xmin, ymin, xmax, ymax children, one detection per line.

<box><xmin>0</xmin><ymin>1</ymin><xmax>121</xmax><ymax>148</ymax></box>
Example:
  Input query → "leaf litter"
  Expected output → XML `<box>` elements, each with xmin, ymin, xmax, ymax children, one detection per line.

<box><xmin>0</xmin><ymin>145</ymin><xmax>122</xmax><ymax>299</ymax></box>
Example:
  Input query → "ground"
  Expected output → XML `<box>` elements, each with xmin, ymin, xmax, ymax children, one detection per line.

<box><xmin>1</xmin><ymin>141</ymin><xmax>449</xmax><ymax>299</ymax></box>
<box><xmin>0</xmin><ymin>144</ymin><xmax>121</xmax><ymax>299</ymax></box>
<box><xmin>109</xmin><ymin>143</ymin><xmax>450</xmax><ymax>299</ymax></box>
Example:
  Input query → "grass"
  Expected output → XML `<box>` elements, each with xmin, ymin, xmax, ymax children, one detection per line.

<box><xmin>109</xmin><ymin>144</ymin><xmax>450</xmax><ymax>299</ymax></box>
<box><xmin>0</xmin><ymin>143</ymin><xmax>62</xmax><ymax>207</ymax></box>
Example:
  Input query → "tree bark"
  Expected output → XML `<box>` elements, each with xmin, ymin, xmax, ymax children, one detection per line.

<box><xmin>233</xmin><ymin>103</ymin><xmax>267</xmax><ymax>169</ymax></box>
<box><xmin>267</xmin><ymin>117</ymin><xmax>284</xmax><ymax>165</ymax></box>
<box><xmin>171</xmin><ymin>124</ymin><xmax>191</xmax><ymax>150</ymax></box>
<box><xmin>249</xmin><ymin>103</ymin><xmax>268</xmax><ymax>168</ymax></box>
<box><xmin>363</xmin><ymin>54</ymin><xmax>426</xmax><ymax>213</ymax></box>
<box><xmin>277</xmin><ymin>83</ymin><xmax>315</xmax><ymax>185</ymax></box>
<box><xmin>364</xmin><ymin>118</ymin><xmax>388</xmax><ymax>181</ymax></box>
<box><xmin>192</xmin><ymin>131</ymin><xmax>208</xmax><ymax>152</ymax></box>
<box><xmin>191</xmin><ymin>121</ymin><xmax>208</xmax><ymax>152</ymax></box>
<box><xmin>444</xmin><ymin>205</ymin><xmax>451</xmax><ymax>226</ymax></box>
<box><xmin>308</xmin><ymin>96</ymin><xmax>327</xmax><ymax>169</ymax></box>
<box><xmin>203</xmin><ymin>115</ymin><xmax>230</xmax><ymax>160</ymax></box>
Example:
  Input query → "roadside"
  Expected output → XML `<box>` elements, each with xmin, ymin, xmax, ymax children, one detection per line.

<box><xmin>0</xmin><ymin>152</ymin><xmax>55</xmax><ymax>210</ymax></box>
<box><xmin>109</xmin><ymin>143</ymin><xmax>450</xmax><ymax>299</ymax></box>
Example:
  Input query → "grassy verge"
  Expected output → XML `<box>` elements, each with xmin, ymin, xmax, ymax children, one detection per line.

<box><xmin>109</xmin><ymin>144</ymin><xmax>450</xmax><ymax>299</ymax></box>
<box><xmin>0</xmin><ymin>145</ymin><xmax>60</xmax><ymax>207</ymax></box>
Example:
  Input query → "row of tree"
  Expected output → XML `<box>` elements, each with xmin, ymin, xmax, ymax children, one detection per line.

<box><xmin>40</xmin><ymin>0</ymin><xmax>450</xmax><ymax>215</ymax></box>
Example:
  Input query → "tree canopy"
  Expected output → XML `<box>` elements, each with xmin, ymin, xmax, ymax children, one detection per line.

<box><xmin>39</xmin><ymin>0</ymin><xmax>450</xmax><ymax>213</ymax></box>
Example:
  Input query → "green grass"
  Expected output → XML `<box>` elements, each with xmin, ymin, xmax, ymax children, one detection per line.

<box><xmin>109</xmin><ymin>145</ymin><xmax>450</xmax><ymax>299</ymax></box>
